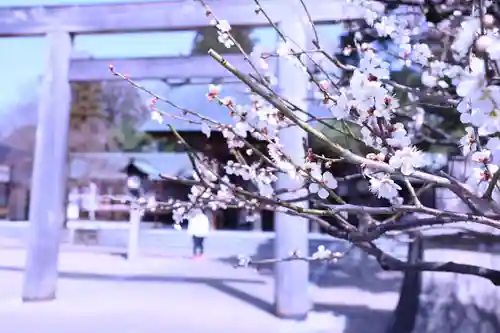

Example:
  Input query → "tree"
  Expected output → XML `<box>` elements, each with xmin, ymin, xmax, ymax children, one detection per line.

<box><xmin>108</xmin><ymin>121</ymin><xmax>153</xmax><ymax>152</ymax></box>
<box><xmin>69</xmin><ymin>81</ymin><xmax>152</xmax><ymax>152</ymax></box>
<box><xmin>115</xmin><ymin>0</ymin><xmax>500</xmax><ymax>331</ymax></box>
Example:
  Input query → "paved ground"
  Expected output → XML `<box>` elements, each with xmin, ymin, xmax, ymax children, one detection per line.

<box><xmin>0</xmin><ymin>248</ymin><xmax>400</xmax><ymax>333</ymax></box>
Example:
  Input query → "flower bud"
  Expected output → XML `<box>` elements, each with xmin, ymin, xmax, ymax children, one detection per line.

<box><xmin>475</xmin><ymin>35</ymin><xmax>493</xmax><ymax>53</ymax></box>
<box><xmin>483</xmin><ymin>14</ymin><xmax>495</xmax><ymax>28</ymax></box>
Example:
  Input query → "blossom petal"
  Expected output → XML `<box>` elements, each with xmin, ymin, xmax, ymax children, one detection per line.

<box><xmin>457</xmin><ymin>79</ymin><xmax>476</xmax><ymax>97</ymax></box>
<box><xmin>401</xmin><ymin>163</ymin><xmax>414</xmax><ymax>176</ymax></box>
<box><xmin>201</xmin><ymin>123</ymin><xmax>211</xmax><ymax>138</ymax></box>
<box><xmin>323</xmin><ymin>172</ymin><xmax>338</xmax><ymax>189</ymax></box>
<box><xmin>318</xmin><ymin>188</ymin><xmax>330</xmax><ymax>199</ymax></box>
<box><xmin>309</xmin><ymin>183</ymin><xmax>319</xmax><ymax>193</ymax></box>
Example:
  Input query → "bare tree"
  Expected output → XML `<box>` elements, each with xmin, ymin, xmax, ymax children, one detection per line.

<box><xmin>69</xmin><ymin>81</ymin><xmax>152</xmax><ymax>153</ymax></box>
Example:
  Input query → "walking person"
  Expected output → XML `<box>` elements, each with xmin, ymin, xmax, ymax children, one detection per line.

<box><xmin>187</xmin><ymin>209</ymin><xmax>210</xmax><ymax>258</ymax></box>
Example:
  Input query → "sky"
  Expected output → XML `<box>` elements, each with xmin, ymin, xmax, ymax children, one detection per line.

<box><xmin>0</xmin><ymin>0</ymin><xmax>279</xmax><ymax>107</ymax></box>
<box><xmin>0</xmin><ymin>0</ymin><xmax>343</xmax><ymax>131</ymax></box>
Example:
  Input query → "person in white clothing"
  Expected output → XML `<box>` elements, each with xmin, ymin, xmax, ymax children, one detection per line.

<box><xmin>187</xmin><ymin>209</ymin><xmax>211</xmax><ymax>258</ymax></box>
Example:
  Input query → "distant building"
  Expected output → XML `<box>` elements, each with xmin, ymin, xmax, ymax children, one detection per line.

<box><xmin>67</xmin><ymin>152</ymin><xmax>193</xmax><ymax>223</ymax></box>
<box><xmin>135</xmin><ymin>83</ymin><xmax>336</xmax><ymax>232</ymax></box>
<box><xmin>0</xmin><ymin>80</ymin><xmax>438</xmax><ymax>233</ymax></box>
<box><xmin>64</xmin><ymin>83</ymin><xmax>336</xmax><ymax>231</ymax></box>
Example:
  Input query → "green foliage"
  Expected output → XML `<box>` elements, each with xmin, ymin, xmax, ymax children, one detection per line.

<box><xmin>390</xmin><ymin>67</ymin><xmax>463</xmax><ymax>152</ymax></box>
<box><xmin>109</xmin><ymin>122</ymin><xmax>154</xmax><ymax>152</ymax></box>
<box><xmin>314</xmin><ymin>119</ymin><xmax>371</xmax><ymax>156</ymax></box>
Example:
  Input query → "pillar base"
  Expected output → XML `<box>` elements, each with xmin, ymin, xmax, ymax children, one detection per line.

<box><xmin>277</xmin><ymin>312</ymin><xmax>347</xmax><ymax>332</ymax></box>
<box><xmin>274</xmin><ymin>311</ymin><xmax>308</xmax><ymax>321</ymax></box>
<box><xmin>22</xmin><ymin>293</ymin><xmax>56</xmax><ymax>303</ymax></box>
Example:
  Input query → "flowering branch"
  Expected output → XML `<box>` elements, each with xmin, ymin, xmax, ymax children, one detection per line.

<box><xmin>109</xmin><ymin>0</ymin><xmax>500</xmax><ymax>284</ymax></box>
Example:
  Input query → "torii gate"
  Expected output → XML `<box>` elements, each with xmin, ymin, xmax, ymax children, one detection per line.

<box><xmin>0</xmin><ymin>0</ymin><xmax>365</xmax><ymax>319</ymax></box>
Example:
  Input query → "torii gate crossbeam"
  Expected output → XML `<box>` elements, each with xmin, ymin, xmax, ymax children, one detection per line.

<box><xmin>0</xmin><ymin>0</ymin><xmax>364</xmax><ymax>36</ymax></box>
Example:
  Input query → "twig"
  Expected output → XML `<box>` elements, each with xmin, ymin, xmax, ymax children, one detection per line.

<box><xmin>483</xmin><ymin>167</ymin><xmax>500</xmax><ymax>200</ymax></box>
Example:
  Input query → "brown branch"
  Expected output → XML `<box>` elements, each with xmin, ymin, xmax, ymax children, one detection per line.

<box><xmin>377</xmin><ymin>250</ymin><xmax>500</xmax><ymax>286</ymax></box>
<box><xmin>483</xmin><ymin>167</ymin><xmax>500</xmax><ymax>200</ymax></box>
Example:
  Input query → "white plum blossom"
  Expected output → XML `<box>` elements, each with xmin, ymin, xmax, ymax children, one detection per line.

<box><xmin>467</xmin><ymin>164</ymin><xmax>500</xmax><ymax>196</ymax></box>
<box><xmin>358</xmin><ymin>50</ymin><xmax>391</xmax><ymax>80</ymax></box>
<box><xmin>216</xmin><ymin>176</ymin><xmax>234</xmax><ymax>203</ymax></box>
<box><xmin>487</xmin><ymin>40</ymin><xmax>500</xmax><ymax>60</ymax></box>
<box><xmin>151</xmin><ymin>110</ymin><xmax>164</xmax><ymax>124</ymax></box>
<box><xmin>276</xmin><ymin>40</ymin><xmax>303</xmax><ymax>68</ymax></box>
<box><xmin>443</xmin><ymin>65</ymin><xmax>464</xmax><ymax>84</ymax></box>
<box><xmin>398</xmin><ymin>43</ymin><xmax>412</xmax><ymax>67</ymax></box>
<box><xmin>312</xmin><ymin>245</ymin><xmax>332</xmax><ymax>260</ymax></box>
<box><xmin>213</xmin><ymin>20</ymin><xmax>233</xmax><ymax>48</ymax></box>
<box><xmin>257</xmin><ymin>179</ymin><xmax>274</xmax><ymax>197</ymax></box>
<box><xmin>459</xmin><ymin>85</ymin><xmax>500</xmax><ymax>136</ymax></box>
<box><xmin>172</xmin><ymin>206</ymin><xmax>187</xmax><ymax>224</ymax></box>
<box><xmin>268</xmin><ymin>141</ymin><xmax>298</xmax><ymax>180</ymax></box>
<box><xmin>374</xmin><ymin>95</ymin><xmax>399</xmax><ymax>120</ymax></box>
<box><xmin>451</xmin><ymin>18</ymin><xmax>481</xmax><ymax>60</ymax></box>
<box><xmin>218</xmin><ymin>33</ymin><xmax>234</xmax><ymax>48</ymax></box>
<box><xmin>276</xmin><ymin>41</ymin><xmax>293</xmax><ymax>58</ymax></box>
<box><xmin>188</xmin><ymin>185</ymin><xmax>212</xmax><ymax>203</ymax></box>
<box><xmin>428</xmin><ymin>60</ymin><xmax>447</xmax><ymax>78</ymax></box>
<box><xmin>487</xmin><ymin>137</ymin><xmax>500</xmax><ymax>162</ymax></box>
<box><xmin>369</xmin><ymin>175</ymin><xmax>402</xmax><ymax>200</ymax></box>
<box><xmin>201</xmin><ymin>123</ymin><xmax>211</xmax><ymax>138</ymax></box>
<box><xmin>471</xmin><ymin>150</ymin><xmax>492</xmax><ymax>164</ymax></box>
<box><xmin>421</xmin><ymin>71</ymin><xmax>438</xmax><ymax>88</ymax></box>
<box><xmin>309</xmin><ymin>171</ymin><xmax>338</xmax><ymax>199</ymax></box>
<box><xmin>349</xmin><ymin>71</ymin><xmax>389</xmax><ymax>116</ymax></box>
<box><xmin>389</xmin><ymin>146</ymin><xmax>426</xmax><ymax>176</ymax></box>
<box><xmin>225</xmin><ymin>161</ymin><xmax>257</xmax><ymax>180</ymax></box>
<box><xmin>207</xmin><ymin>84</ymin><xmax>221</xmax><ymax>101</ymax></box>
<box><xmin>220</xmin><ymin>96</ymin><xmax>234</xmax><ymax>107</ymax></box>
<box><xmin>305</xmin><ymin>161</ymin><xmax>322</xmax><ymax>179</ymax></box>
<box><xmin>361</xmin><ymin>126</ymin><xmax>383</xmax><ymax>149</ymax></box>
<box><xmin>330</xmin><ymin>91</ymin><xmax>351</xmax><ymax>119</ymax></box>
<box><xmin>144</xmin><ymin>0</ymin><xmax>500</xmax><ymax>234</ymax></box>
<box><xmin>459</xmin><ymin>127</ymin><xmax>478</xmax><ymax>156</ymax></box>
<box><xmin>411</xmin><ymin>43</ymin><xmax>433</xmax><ymax>65</ymax></box>
<box><xmin>423</xmin><ymin>153</ymin><xmax>448</xmax><ymax>171</ymax></box>
<box><xmin>234</xmin><ymin>121</ymin><xmax>251</xmax><ymax>138</ymax></box>
<box><xmin>213</xmin><ymin>19</ymin><xmax>231</xmax><ymax>33</ymax></box>
<box><xmin>362</xmin><ymin>152</ymin><xmax>387</xmax><ymax>176</ymax></box>
<box><xmin>456</xmin><ymin>57</ymin><xmax>487</xmax><ymax>99</ymax></box>
<box><xmin>386</xmin><ymin>123</ymin><xmax>411</xmax><ymax>148</ymax></box>
<box><xmin>222</xmin><ymin>127</ymin><xmax>244</xmax><ymax>149</ymax></box>
<box><xmin>374</xmin><ymin>16</ymin><xmax>397</xmax><ymax>37</ymax></box>
<box><xmin>364</xmin><ymin>9</ymin><xmax>379</xmax><ymax>26</ymax></box>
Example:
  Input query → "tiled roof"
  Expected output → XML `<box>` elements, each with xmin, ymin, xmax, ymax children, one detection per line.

<box><xmin>139</xmin><ymin>83</ymin><xmax>332</xmax><ymax>132</ymax></box>
<box><xmin>69</xmin><ymin>152</ymin><xmax>193</xmax><ymax>180</ymax></box>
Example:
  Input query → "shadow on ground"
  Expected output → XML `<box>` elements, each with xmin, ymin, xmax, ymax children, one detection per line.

<box><xmin>0</xmin><ymin>262</ymin><xmax>393</xmax><ymax>333</ymax></box>
<box><xmin>218</xmin><ymin>238</ymin><xmax>404</xmax><ymax>293</ymax></box>
<box><xmin>215</xmin><ymin>238</ymin><xmax>406</xmax><ymax>333</ymax></box>
<box><xmin>0</xmin><ymin>264</ymin><xmax>265</xmax><ymax>285</ymax></box>
<box><xmin>207</xmin><ymin>281</ymin><xmax>393</xmax><ymax>333</ymax></box>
